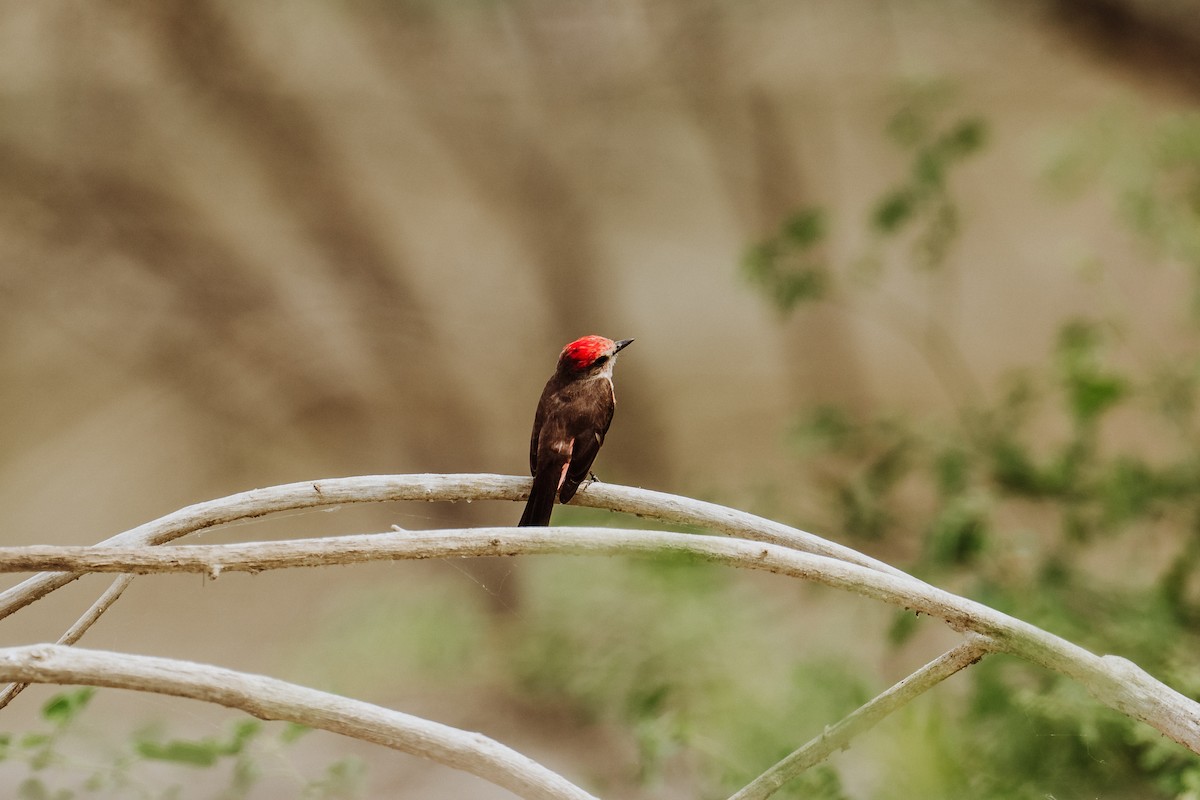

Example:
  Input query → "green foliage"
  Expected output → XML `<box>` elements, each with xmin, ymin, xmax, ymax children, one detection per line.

<box><xmin>279</xmin><ymin>723</ymin><xmax>311</xmax><ymax>745</ymax></box>
<box><xmin>742</xmin><ymin>208</ymin><xmax>830</xmax><ymax>313</ymax></box>
<box><xmin>874</xmin><ymin>661</ymin><xmax>1155</xmax><ymax>799</ymax></box>
<box><xmin>0</xmin><ymin>692</ymin><xmax>363</xmax><ymax>799</ymax></box>
<box><xmin>41</xmin><ymin>689</ymin><xmax>94</xmax><ymax>728</ymax></box>
<box><xmin>743</xmin><ymin>80</ymin><xmax>987</xmax><ymax>318</ymax></box>
<box><xmin>508</xmin><ymin>554</ymin><xmax>869</xmax><ymax>796</ymax></box>
<box><xmin>742</xmin><ymin>89</ymin><xmax>1200</xmax><ymax>796</ymax></box>
<box><xmin>793</xmin><ymin>409</ymin><xmax>915</xmax><ymax>540</ymax></box>
<box><xmin>134</xmin><ymin>719</ymin><xmax>261</xmax><ymax>768</ymax></box>
<box><xmin>287</xmin><ymin>545</ymin><xmax>874</xmax><ymax>798</ymax></box>
<box><xmin>872</xmin><ymin>83</ymin><xmax>986</xmax><ymax>271</ymax></box>
<box><xmin>1055</xmin><ymin>318</ymin><xmax>1128</xmax><ymax>424</ymax></box>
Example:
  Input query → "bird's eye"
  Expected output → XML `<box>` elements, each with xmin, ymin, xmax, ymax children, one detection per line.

<box><xmin>593</xmin><ymin>355</ymin><xmax>609</xmax><ymax>366</ymax></box>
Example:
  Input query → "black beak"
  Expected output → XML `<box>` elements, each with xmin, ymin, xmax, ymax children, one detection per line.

<box><xmin>614</xmin><ymin>338</ymin><xmax>634</xmax><ymax>353</ymax></box>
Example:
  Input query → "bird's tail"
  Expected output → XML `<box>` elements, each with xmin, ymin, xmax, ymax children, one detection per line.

<box><xmin>518</xmin><ymin>466</ymin><xmax>562</xmax><ymax>527</ymax></box>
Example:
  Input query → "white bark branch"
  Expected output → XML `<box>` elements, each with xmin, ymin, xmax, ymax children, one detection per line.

<box><xmin>0</xmin><ymin>474</ymin><xmax>908</xmax><ymax>623</ymax></box>
<box><xmin>729</xmin><ymin>636</ymin><xmax>993</xmax><ymax>800</ymax></box>
<box><xmin>0</xmin><ymin>644</ymin><xmax>597</xmax><ymax>800</ymax></box>
<box><xmin>0</xmin><ymin>472</ymin><xmax>1195</xmax><ymax>793</ymax></box>
<box><xmin>0</xmin><ymin>526</ymin><xmax>1194</xmax><ymax>754</ymax></box>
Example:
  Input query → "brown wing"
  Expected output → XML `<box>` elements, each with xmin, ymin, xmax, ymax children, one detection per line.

<box><xmin>528</xmin><ymin>378</ymin><xmax>555</xmax><ymax>476</ymax></box>
<box><xmin>559</xmin><ymin>379</ymin><xmax>615</xmax><ymax>502</ymax></box>
<box><xmin>521</xmin><ymin>412</ymin><xmax>573</xmax><ymax>526</ymax></box>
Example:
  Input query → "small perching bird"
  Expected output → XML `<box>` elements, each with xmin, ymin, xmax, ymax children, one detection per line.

<box><xmin>518</xmin><ymin>335</ymin><xmax>634</xmax><ymax>527</ymax></box>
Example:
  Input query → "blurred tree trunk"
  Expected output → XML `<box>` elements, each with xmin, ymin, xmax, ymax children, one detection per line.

<box><xmin>638</xmin><ymin>0</ymin><xmax>873</xmax><ymax>411</ymax></box>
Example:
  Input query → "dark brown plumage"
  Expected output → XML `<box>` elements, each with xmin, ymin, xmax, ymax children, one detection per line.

<box><xmin>518</xmin><ymin>335</ymin><xmax>633</xmax><ymax>527</ymax></box>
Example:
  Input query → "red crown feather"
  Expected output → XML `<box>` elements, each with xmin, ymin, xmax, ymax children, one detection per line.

<box><xmin>560</xmin><ymin>335</ymin><xmax>614</xmax><ymax>370</ymax></box>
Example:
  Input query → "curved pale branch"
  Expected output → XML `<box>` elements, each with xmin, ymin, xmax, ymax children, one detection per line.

<box><xmin>730</xmin><ymin>635</ymin><xmax>992</xmax><ymax>800</ymax></box>
<box><xmin>0</xmin><ymin>474</ymin><xmax>908</xmax><ymax>622</ymax></box>
<box><xmin>0</xmin><ymin>644</ymin><xmax>598</xmax><ymax>800</ymax></box>
<box><xmin>0</xmin><ymin>527</ymin><xmax>1195</xmax><ymax>754</ymax></box>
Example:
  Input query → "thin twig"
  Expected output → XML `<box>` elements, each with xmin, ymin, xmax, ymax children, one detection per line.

<box><xmin>0</xmin><ymin>644</ymin><xmax>598</xmax><ymax>800</ymax></box>
<box><xmin>0</xmin><ymin>527</ymin><xmax>1194</xmax><ymax>754</ymax></box>
<box><xmin>729</xmin><ymin>635</ymin><xmax>992</xmax><ymax>800</ymax></box>
<box><xmin>0</xmin><ymin>574</ymin><xmax>134</xmax><ymax>711</ymax></box>
<box><xmin>58</xmin><ymin>574</ymin><xmax>136</xmax><ymax>644</ymax></box>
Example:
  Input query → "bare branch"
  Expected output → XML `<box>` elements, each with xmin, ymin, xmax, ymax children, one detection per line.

<box><xmin>0</xmin><ymin>474</ymin><xmax>908</xmax><ymax>623</ymax></box>
<box><xmin>0</xmin><ymin>526</ymin><xmax>1195</xmax><ymax>754</ymax></box>
<box><xmin>0</xmin><ymin>644</ymin><xmax>599</xmax><ymax>800</ymax></box>
<box><xmin>1</xmin><ymin>474</ymin><xmax>1195</xmax><ymax>769</ymax></box>
<box><xmin>0</xmin><ymin>574</ymin><xmax>134</xmax><ymax>711</ymax></box>
<box><xmin>729</xmin><ymin>636</ymin><xmax>992</xmax><ymax>800</ymax></box>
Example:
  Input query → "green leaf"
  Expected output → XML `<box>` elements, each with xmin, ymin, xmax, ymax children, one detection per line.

<box><xmin>231</xmin><ymin>752</ymin><xmax>261</xmax><ymax>791</ymax></box>
<box><xmin>989</xmin><ymin>439</ymin><xmax>1051</xmax><ymax>496</ymax></box>
<box><xmin>1102</xmin><ymin>456</ymin><xmax>1159</xmax><ymax>524</ymax></box>
<box><xmin>135</xmin><ymin>738</ymin><xmax>220</xmax><ymax>767</ymax></box>
<box><xmin>781</xmin><ymin>208</ymin><xmax>827</xmax><ymax>248</ymax></box>
<box><xmin>1055</xmin><ymin>318</ymin><xmax>1128</xmax><ymax>422</ymax></box>
<box><xmin>939</xmin><ymin>118</ymin><xmax>987</xmax><ymax>160</ymax></box>
<box><xmin>742</xmin><ymin>210</ymin><xmax>830</xmax><ymax>314</ymax></box>
<box><xmin>41</xmin><ymin>688</ymin><xmax>95</xmax><ymax>726</ymax></box>
<box><xmin>792</xmin><ymin>405</ymin><xmax>856</xmax><ymax>452</ymax></box>
<box><xmin>280</xmin><ymin>722</ymin><xmax>312</xmax><ymax>745</ymax></box>
<box><xmin>872</xmin><ymin>187</ymin><xmax>915</xmax><ymax>233</ymax></box>
<box><xmin>1066</xmin><ymin>372</ymin><xmax>1127</xmax><ymax>421</ymax></box>
<box><xmin>774</xmin><ymin>265</ymin><xmax>829</xmax><ymax>310</ymax></box>
<box><xmin>19</xmin><ymin>733</ymin><xmax>51</xmax><ymax>749</ymax></box>
<box><xmin>913</xmin><ymin>149</ymin><xmax>945</xmax><ymax>188</ymax></box>
<box><xmin>223</xmin><ymin>718</ymin><xmax>262</xmax><ymax>754</ymax></box>
<box><xmin>927</xmin><ymin>496</ymin><xmax>990</xmax><ymax>566</ymax></box>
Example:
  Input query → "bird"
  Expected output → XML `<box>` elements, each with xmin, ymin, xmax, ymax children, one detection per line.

<box><xmin>518</xmin><ymin>335</ymin><xmax>634</xmax><ymax>527</ymax></box>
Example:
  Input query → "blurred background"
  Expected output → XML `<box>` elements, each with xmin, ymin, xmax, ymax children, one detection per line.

<box><xmin>3</xmin><ymin>1</ymin><xmax>1200</xmax><ymax>797</ymax></box>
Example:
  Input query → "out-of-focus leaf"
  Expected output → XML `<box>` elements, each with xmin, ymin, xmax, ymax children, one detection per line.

<box><xmin>873</xmin><ymin>188</ymin><xmax>915</xmax><ymax>233</ymax></box>
<box><xmin>41</xmin><ymin>688</ymin><xmax>95</xmax><ymax>726</ymax></box>
<box><xmin>781</xmin><ymin>208</ymin><xmax>827</xmax><ymax>248</ymax></box>
<box><xmin>135</xmin><ymin>738</ymin><xmax>219</xmax><ymax>767</ymax></box>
